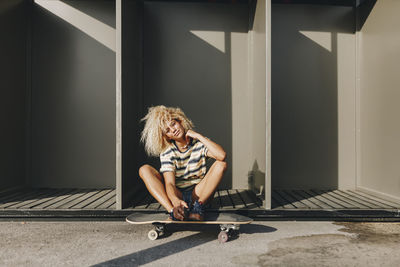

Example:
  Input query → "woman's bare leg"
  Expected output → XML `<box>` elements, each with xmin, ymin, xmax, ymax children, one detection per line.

<box><xmin>139</xmin><ymin>164</ymin><xmax>180</xmax><ymax>211</ymax></box>
<box><xmin>192</xmin><ymin>160</ymin><xmax>227</xmax><ymax>204</ymax></box>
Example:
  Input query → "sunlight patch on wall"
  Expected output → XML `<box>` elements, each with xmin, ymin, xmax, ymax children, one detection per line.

<box><xmin>34</xmin><ymin>0</ymin><xmax>115</xmax><ymax>52</ymax></box>
<box><xmin>190</xmin><ymin>30</ymin><xmax>225</xmax><ymax>53</ymax></box>
<box><xmin>299</xmin><ymin>31</ymin><xmax>332</xmax><ymax>52</ymax></box>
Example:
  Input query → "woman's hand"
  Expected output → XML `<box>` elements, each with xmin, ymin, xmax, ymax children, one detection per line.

<box><xmin>186</xmin><ymin>129</ymin><xmax>200</xmax><ymax>140</ymax></box>
<box><xmin>172</xmin><ymin>199</ymin><xmax>188</xmax><ymax>221</ymax></box>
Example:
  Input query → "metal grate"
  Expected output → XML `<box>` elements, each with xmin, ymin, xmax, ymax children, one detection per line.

<box><xmin>1</xmin><ymin>188</ymin><xmax>397</xmax><ymax>211</ymax></box>
<box><xmin>130</xmin><ymin>189</ymin><xmax>400</xmax><ymax>211</ymax></box>
<box><xmin>129</xmin><ymin>189</ymin><xmax>264</xmax><ymax>211</ymax></box>
<box><xmin>0</xmin><ymin>188</ymin><xmax>116</xmax><ymax>210</ymax></box>
<box><xmin>271</xmin><ymin>189</ymin><xmax>400</xmax><ymax>210</ymax></box>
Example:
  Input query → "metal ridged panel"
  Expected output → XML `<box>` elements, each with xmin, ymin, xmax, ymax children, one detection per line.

<box><xmin>130</xmin><ymin>189</ymin><xmax>263</xmax><ymax>211</ymax></box>
<box><xmin>1</xmin><ymin>189</ymin><xmax>398</xmax><ymax>211</ymax></box>
<box><xmin>271</xmin><ymin>190</ymin><xmax>400</xmax><ymax>210</ymax></box>
<box><xmin>0</xmin><ymin>189</ymin><xmax>116</xmax><ymax>210</ymax></box>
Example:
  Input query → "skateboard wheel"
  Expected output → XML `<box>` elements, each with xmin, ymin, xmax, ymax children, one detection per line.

<box><xmin>148</xmin><ymin>230</ymin><xmax>159</xmax><ymax>241</ymax></box>
<box><xmin>218</xmin><ymin>231</ymin><xmax>229</xmax><ymax>243</ymax></box>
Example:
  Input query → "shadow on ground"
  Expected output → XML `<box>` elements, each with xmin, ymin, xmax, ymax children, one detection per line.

<box><xmin>93</xmin><ymin>224</ymin><xmax>276</xmax><ymax>266</ymax></box>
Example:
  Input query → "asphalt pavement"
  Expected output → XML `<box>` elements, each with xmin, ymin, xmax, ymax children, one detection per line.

<box><xmin>0</xmin><ymin>220</ymin><xmax>399</xmax><ymax>266</ymax></box>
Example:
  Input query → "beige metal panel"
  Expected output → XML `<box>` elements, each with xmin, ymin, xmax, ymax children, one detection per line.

<box><xmin>337</xmin><ymin>31</ymin><xmax>357</xmax><ymax>190</ymax></box>
<box><xmin>116</xmin><ymin>0</ymin><xmax>121</xmax><ymax>209</ymax></box>
<box><xmin>231</xmin><ymin>30</ymin><xmax>250</xmax><ymax>189</ymax></box>
<box><xmin>0</xmin><ymin>0</ymin><xmax>27</xmax><ymax>190</ymax></box>
<box><xmin>31</xmin><ymin>1</ymin><xmax>116</xmax><ymax>188</ymax></box>
<box><xmin>247</xmin><ymin>0</ymin><xmax>268</xmax><ymax>205</ymax></box>
<box><xmin>266</xmin><ymin>0</ymin><xmax>271</xmax><ymax>208</ymax></box>
<box><xmin>358</xmin><ymin>0</ymin><xmax>400</xmax><ymax>200</ymax></box>
<box><xmin>271</xmin><ymin>4</ymin><xmax>356</xmax><ymax>189</ymax></box>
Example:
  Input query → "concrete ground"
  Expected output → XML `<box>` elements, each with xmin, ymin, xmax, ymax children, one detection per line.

<box><xmin>0</xmin><ymin>220</ymin><xmax>399</xmax><ymax>266</ymax></box>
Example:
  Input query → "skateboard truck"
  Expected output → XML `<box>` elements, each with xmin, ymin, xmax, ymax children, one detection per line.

<box><xmin>218</xmin><ymin>224</ymin><xmax>240</xmax><ymax>243</ymax></box>
<box><xmin>147</xmin><ymin>222</ymin><xmax>240</xmax><ymax>243</ymax></box>
<box><xmin>148</xmin><ymin>223</ymin><xmax>165</xmax><ymax>241</ymax></box>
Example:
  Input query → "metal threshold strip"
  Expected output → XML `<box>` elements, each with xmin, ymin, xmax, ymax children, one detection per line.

<box><xmin>0</xmin><ymin>188</ymin><xmax>399</xmax><ymax>221</ymax></box>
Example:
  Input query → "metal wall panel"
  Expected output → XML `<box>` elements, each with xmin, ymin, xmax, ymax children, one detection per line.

<box><xmin>272</xmin><ymin>4</ymin><xmax>356</xmax><ymax>189</ymax></box>
<box><xmin>357</xmin><ymin>0</ymin><xmax>400</xmax><ymax>201</ymax></box>
<box><xmin>0</xmin><ymin>0</ymin><xmax>27</xmax><ymax>190</ymax></box>
<box><xmin>31</xmin><ymin>1</ymin><xmax>116</xmax><ymax>188</ymax></box>
<box><xmin>142</xmin><ymin>1</ymin><xmax>249</xmax><ymax>189</ymax></box>
<box><xmin>119</xmin><ymin>0</ymin><xmax>145</xmax><ymax>208</ymax></box>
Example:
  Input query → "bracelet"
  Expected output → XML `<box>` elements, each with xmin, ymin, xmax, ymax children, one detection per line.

<box><xmin>170</xmin><ymin>207</ymin><xmax>174</xmax><ymax>214</ymax></box>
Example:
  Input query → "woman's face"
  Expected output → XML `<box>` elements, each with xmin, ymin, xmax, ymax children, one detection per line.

<box><xmin>164</xmin><ymin>119</ymin><xmax>185</xmax><ymax>141</ymax></box>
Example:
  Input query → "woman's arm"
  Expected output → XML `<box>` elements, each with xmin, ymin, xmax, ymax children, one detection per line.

<box><xmin>186</xmin><ymin>130</ymin><xmax>226</xmax><ymax>161</ymax></box>
<box><xmin>163</xmin><ymin>171</ymin><xmax>188</xmax><ymax>220</ymax></box>
<box><xmin>163</xmin><ymin>171</ymin><xmax>182</xmax><ymax>206</ymax></box>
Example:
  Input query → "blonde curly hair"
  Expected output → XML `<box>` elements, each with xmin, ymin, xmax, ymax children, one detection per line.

<box><xmin>140</xmin><ymin>105</ymin><xmax>194</xmax><ymax>156</ymax></box>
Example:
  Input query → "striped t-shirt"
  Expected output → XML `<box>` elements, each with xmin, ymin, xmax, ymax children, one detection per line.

<box><xmin>159</xmin><ymin>138</ymin><xmax>208</xmax><ymax>189</ymax></box>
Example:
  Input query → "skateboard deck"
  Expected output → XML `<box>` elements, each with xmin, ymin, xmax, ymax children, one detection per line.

<box><xmin>126</xmin><ymin>212</ymin><xmax>252</xmax><ymax>243</ymax></box>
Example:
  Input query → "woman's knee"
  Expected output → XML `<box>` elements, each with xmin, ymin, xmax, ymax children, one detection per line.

<box><xmin>139</xmin><ymin>164</ymin><xmax>153</xmax><ymax>179</ymax></box>
<box><xmin>139</xmin><ymin>164</ymin><xmax>162</xmax><ymax>181</ymax></box>
<box><xmin>216</xmin><ymin>160</ymin><xmax>228</xmax><ymax>172</ymax></box>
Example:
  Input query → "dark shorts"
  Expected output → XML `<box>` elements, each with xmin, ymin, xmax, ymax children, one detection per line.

<box><xmin>178</xmin><ymin>184</ymin><xmax>196</xmax><ymax>207</ymax></box>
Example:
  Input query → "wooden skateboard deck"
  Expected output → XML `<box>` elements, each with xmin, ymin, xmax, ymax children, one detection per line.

<box><xmin>126</xmin><ymin>212</ymin><xmax>252</xmax><ymax>243</ymax></box>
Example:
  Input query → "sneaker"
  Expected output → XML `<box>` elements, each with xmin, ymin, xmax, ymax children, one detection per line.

<box><xmin>188</xmin><ymin>200</ymin><xmax>204</xmax><ymax>221</ymax></box>
<box><xmin>169</xmin><ymin>209</ymin><xmax>179</xmax><ymax>221</ymax></box>
<box><xmin>169</xmin><ymin>207</ymin><xmax>190</xmax><ymax>221</ymax></box>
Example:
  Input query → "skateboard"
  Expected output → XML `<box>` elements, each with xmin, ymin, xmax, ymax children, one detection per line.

<box><xmin>126</xmin><ymin>212</ymin><xmax>253</xmax><ymax>243</ymax></box>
